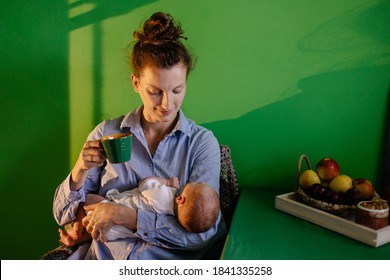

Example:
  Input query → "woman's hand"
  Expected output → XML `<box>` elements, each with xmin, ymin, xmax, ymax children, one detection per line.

<box><xmin>70</xmin><ymin>140</ymin><xmax>106</xmax><ymax>191</ymax></box>
<box><xmin>77</xmin><ymin>140</ymin><xmax>106</xmax><ymax>170</ymax></box>
<box><xmin>82</xmin><ymin>203</ymin><xmax>138</xmax><ymax>243</ymax></box>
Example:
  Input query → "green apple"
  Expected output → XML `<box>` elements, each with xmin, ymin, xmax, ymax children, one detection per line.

<box><xmin>329</xmin><ymin>174</ymin><xmax>352</xmax><ymax>193</ymax></box>
<box><xmin>299</xmin><ymin>169</ymin><xmax>321</xmax><ymax>190</ymax></box>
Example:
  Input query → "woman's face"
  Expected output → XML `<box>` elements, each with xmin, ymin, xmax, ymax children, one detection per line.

<box><xmin>131</xmin><ymin>63</ymin><xmax>187</xmax><ymax>125</ymax></box>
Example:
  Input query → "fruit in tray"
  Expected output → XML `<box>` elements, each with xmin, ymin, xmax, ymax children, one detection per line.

<box><xmin>352</xmin><ymin>178</ymin><xmax>374</xmax><ymax>200</ymax></box>
<box><xmin>309</xmin><ymin>183</ymin><xmax>328</xmax><ymax>199</ymax></box>
<box><xmin>344</xmin><ymin>187</ymin><xmax>362</xmax><ymax>205</ymax></box>
<box><xmin>329</xmin><ymin>174</ymin><xmax>352</xmax><ymax>193</ymax></box>
<box><xmin>316</xmin><ymin>157</ymin><xmax>340</xmax><ymax>181</ymax></box>
<box><xmin>298</xmin><ymin>170</ymin><xmax>320</xmax><ymax>190</ymax></box>
<box><xmin>298</xmin><ymin>157</ymin><xmax>376</xmax><ymax>206</ymax></box>
<box><xmin>324</xmin><ymin>190</ymin><xmax>344</xmax><ymax>205</ymax></box>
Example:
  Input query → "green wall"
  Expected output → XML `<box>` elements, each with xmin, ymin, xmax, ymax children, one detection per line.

<box><xmin>1</xmin><ymin>0</ymin><xmax>389</xmax><ymax>259</ymax></box>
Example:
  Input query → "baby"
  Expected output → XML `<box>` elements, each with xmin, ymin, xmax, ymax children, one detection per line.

<box><xmin>85</xmin><ymin>176</ymin><xmax>220</xmax><ymax>241</ymax></box>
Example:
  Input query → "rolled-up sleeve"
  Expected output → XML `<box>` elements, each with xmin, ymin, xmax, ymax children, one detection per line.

<box><xmin>136</xmin><ymin>209</ymin><xmax>221</xmax><ymax>250</ymax></box>
<box><xmin>53</xmin><ymin>173</ymin><xmax>85</xmax><ymax>226</ymax></box>
<box><xmin>53</xmin><ymin>166</ymin><xmax>106</xmax><ymax>226</ymax></box>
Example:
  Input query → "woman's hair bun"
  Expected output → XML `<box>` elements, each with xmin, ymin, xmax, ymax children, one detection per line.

<box><xmin>133</xmin><ymin>12</ymin><xmax>187</xmax><ymax>45</ymax></box>
<box><xmin>130</xmin><ymin>12</ymin><xmax>193</xmax><ymax>76</ymax></box>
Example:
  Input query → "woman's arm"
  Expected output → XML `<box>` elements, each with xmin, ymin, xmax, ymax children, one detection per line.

<box><xmin>53</xmin><ymin>123</ymin><xmax>106</xmax><ymax>226</ymax></box>
<box><xmin>137</xmin><ymin>210</ymin><xmax>221</xmax><ymax>249</ymax></box>
<box><xmin>70</xmin><ymin>140</ymin><xmax>106</xmax><ymax>191</ymax></box>
<box><xmin>52</xmin><ymin>141</ymin><xmax>106</xmax><ymax>226</ymax></box>
<box><xmin>53</xmin><ymin>141</ymin><xmax>106</xmax><ymax>245</ymax></box>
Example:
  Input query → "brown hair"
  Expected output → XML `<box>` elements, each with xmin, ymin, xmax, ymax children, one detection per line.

<box><xmin>130</xmin><ymin>12</ymin><xmax>194</xmax><ymax>77</ymax></box>
<box><xmin>179</xmin><ymin>183</ymin><xmax>220</xmax><ymax>233</ymax></box>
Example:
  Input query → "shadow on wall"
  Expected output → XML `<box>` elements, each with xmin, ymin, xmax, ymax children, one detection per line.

<box><xmin>68</xmin><ymin>0</ymin><xmax>157</xmax><ymax>30</ymax></box>
<box><xmin>0</xmin><ymin>0</ymin><xmax>157</xmax><ymax>260</ymax></box>
<box><xmin>298</xmin><ymin>0</ymin><xmax>390</xmax><ymax>54</ymax></box>
<box><xmin>204</xmin><ymin>64</ymin><xmax>390</xmax><ymax>190</ymax></box>
<box><xmin>68</xmin><ymin>0</ymin><xmax>158</xmax><ymax>125</ymax></box>
<box><xmin>202</xmin><ymin>0</ymin><xmax>390</xmax><ymax>191</ymax></box>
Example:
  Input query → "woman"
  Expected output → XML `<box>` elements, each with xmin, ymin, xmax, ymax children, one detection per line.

<box><xmin>53</xmin><ymin>12</ymin><xmax>225</xmax><ymax>259</ymax></box>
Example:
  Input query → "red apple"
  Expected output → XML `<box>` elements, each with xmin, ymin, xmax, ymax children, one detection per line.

<box><xmin>316</xmin><ymin>157</ymin><xmax>340</xmax><ymax>181</ymax></box>
<box><xmin>352</xmin><ymin>178</ymin><xmax>374</xmax><ymax>200</ymax></box>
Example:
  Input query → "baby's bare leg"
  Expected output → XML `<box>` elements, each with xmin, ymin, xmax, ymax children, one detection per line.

<box><xmin>85</xmin><ymin>193</ymin><xmax>105</xmax><ymax>205</ymax></box>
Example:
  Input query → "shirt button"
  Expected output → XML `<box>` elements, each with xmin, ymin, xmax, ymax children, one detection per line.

<box><xmin>143</xmin><ymin>232</ymin><xmax>148</xmax><ymax>236</ymax></box>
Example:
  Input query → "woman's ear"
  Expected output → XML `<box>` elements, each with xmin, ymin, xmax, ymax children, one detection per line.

<box><xmin>131</xmin><ymin>74</ymin><xmax>139</xmax><ymax>93</ymax></box>
<box><xmin>175</xmin><ymin>196</ymin><xmax>186</xmax><ymax>205</ymax></box>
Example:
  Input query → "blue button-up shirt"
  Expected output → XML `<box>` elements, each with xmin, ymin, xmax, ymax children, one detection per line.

<box><xmin>53</xmin><ymin>106</ymin><xmax>225</xmax><ymax>259</ymax></box>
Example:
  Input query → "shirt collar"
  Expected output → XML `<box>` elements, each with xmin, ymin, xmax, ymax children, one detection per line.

<box><xmin>120</xmin><ymin>106</ymin><xmax>191</xmax><ymax>136</ymax></box>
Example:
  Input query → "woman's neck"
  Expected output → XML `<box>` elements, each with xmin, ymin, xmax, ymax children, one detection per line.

<box><xmin>141</xmin><ymin>113</ymin><xmax>178</xmax><ymax>137</ymax></box>
<box><xmin>141</xmin><ymin>112</ymin><xmax>179</xmax><ymax>156</ymax></box>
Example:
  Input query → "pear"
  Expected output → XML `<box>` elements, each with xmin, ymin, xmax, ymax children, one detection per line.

<box><xmin>299</xmin><ymin>170</ymin><xmax>321</xmax><ymax>190</ymax></box>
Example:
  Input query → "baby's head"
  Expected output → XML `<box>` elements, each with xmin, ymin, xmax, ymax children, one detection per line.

<box><xmin>175</xmin><ymin>182</ymin><xmax>220</xmax><ymax>233</ymax></box>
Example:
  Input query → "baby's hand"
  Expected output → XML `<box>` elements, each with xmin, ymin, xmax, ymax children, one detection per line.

<box><xmin>59</xmin><ymin>228</ymin><xmax>92</xmax><ymax>247</ymax></box>
<box><xmin>59</xmin><ymin>206</ymin><xmax>91</xmax><ymax>246</ymax></box>
<box><xmin>60</xmin><ymin>221</ymin><xmax>91</xmax><ymax>247</ymax></box>
<box><xmin>167</xmin><ymin>177</ymin><xmax>179</xmax><ymax>189</ymax></box>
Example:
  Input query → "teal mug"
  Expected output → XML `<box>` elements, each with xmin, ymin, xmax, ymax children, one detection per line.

<box><xmin>101</xmin><ymin>133</ymin><xmax>132</xmax><ymax>164</ymax></box>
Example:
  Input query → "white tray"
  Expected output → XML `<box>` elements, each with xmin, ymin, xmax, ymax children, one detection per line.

<box><xmin>275</xmin><ymin>192</ymin><xmax>390</xmax><ymax>247</ymax></box>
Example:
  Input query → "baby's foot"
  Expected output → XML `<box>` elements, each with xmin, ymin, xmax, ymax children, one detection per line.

<box><xmin>167</xmin><ymin>177</ymin><xmax>179</xmax><ymax>189</ymax></box>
